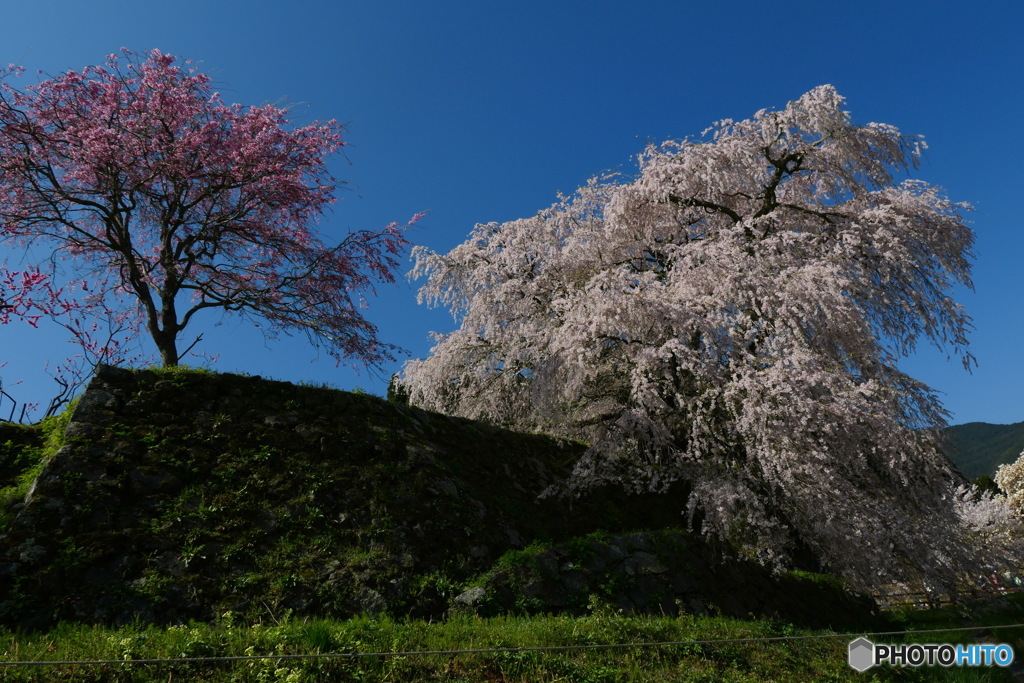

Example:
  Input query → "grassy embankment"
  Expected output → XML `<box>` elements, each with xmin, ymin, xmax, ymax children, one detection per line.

<box><xmin>0</xmin><ymin>595</ymin><xmax>1022</xmax><ymax>682</ymax></box>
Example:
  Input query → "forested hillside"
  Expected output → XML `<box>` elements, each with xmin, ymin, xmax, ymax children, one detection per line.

<box><xmin>945</xmin><ymin>421</ymin><xmax>1024</xmax><ymax>480</ymax></box>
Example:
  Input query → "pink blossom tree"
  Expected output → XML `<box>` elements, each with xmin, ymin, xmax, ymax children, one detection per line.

<box><xmin>402</xmin><ymin>86</ymin><xmax>1010</xmax><ymax>591</ymax></box>
<box><xmin>0</xmin><ymin>49</ymin><xmax>416</xmax><ymax>368</ymax></box>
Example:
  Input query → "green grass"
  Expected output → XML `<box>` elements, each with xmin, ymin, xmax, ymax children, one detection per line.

<box><xmin>0</xmin><ymin>399</ymin><xmax>76</xmax><ymax>527</ymax></box>
<box><xmin>0</xmin><ymin>599</ymin><xmax>1020</xmax><ymax>682</ymax></box>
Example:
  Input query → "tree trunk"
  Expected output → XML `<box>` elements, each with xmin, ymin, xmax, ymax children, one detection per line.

<box><xmin>156</xmin><ymin>333</ymin><xmax>179</xmax><ymax>367</ymax></box>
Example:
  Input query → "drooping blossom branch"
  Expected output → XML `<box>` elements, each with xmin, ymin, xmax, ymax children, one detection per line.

<box><xmin>401</xmin><ymin>86</ymin><xmax>1007</xmax><ymax>592</ymax></box>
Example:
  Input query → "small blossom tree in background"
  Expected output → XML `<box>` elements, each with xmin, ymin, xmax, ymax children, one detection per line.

<box><xmin>0</xmin><ymin>49</ymin><xmax>417</xmax><ymax>374</ymax></box>
<box><xmin>996</xmin><ymin>452</ymin><xmax>1024</xmax><ymax>515</ymax></box>
<box><xmin>402</xmin><ymin>86</ymin><xmax>1014</xmax><ymax>592</ymax></box>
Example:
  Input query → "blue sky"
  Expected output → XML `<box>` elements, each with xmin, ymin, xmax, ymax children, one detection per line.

<box><xmin>1</xmin><ymin>0</ymin><xmax>1021</xmax><ymax>426</ymax></box>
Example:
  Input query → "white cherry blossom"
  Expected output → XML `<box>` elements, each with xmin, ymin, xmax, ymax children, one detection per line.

<box><xmin>402</xmin><ymin>86</ymin><xmax>1012</xmax><ymax>591</ymax></box>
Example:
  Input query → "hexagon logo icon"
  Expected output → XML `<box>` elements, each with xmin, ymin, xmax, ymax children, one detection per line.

<box><xmin>848</xmin><ymin>637</ymin><xmax>875</xmax><ymax>671</ymax></box>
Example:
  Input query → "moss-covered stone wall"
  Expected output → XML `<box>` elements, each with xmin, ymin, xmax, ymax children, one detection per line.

<box><xmin>0</xmin><ymin>365</ymin><xmax>877</xmax><ymax>630</ymax></box>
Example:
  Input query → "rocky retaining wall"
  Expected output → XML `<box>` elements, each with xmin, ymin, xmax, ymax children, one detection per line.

<box><xmin>0</xmin><ymin>365</ymin><xmax>878</xmax><ymax>630</ymax></box>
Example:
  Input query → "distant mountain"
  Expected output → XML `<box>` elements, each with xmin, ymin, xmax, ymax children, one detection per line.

<box><xmin>943</xmin><ymin>421</ymin><xmax>1024</xmax><ymax>481</ymax></box>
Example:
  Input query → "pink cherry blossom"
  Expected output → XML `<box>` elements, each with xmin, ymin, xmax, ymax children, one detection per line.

<box><xmin>0</xmin><ymin>49</ymin><xmax>417</xmax><ymax>368</ymax></box>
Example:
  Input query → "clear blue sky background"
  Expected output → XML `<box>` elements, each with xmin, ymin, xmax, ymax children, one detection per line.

<box><xmin>1</xmin><ymin>0</ymin><xmax>1021</xmax><ymax>426</ymax></box>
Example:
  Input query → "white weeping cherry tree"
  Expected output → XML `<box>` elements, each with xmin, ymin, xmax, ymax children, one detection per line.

<box><xmin>402</xmin><ymin>86</ymin><xmax>1019</xmax><ymax>592</ymax></box>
